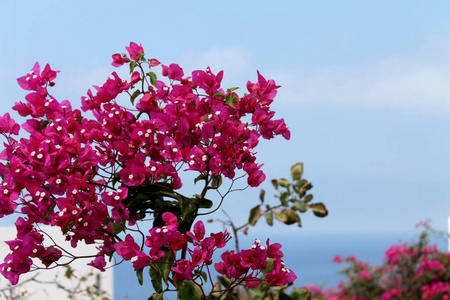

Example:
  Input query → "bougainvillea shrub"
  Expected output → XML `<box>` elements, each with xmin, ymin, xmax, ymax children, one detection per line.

<box><xmin>0</xmin><ymin>42</ymin><xmax>328</xmax><ymax>299</ymax></box>
<box><xmin>307</xmin><ymin>231</ymin><xmax>450</xmax><ymax>300</ymax></box>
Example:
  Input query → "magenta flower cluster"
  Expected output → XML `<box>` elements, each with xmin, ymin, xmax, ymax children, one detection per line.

<box><xmin>115</xmin><ymin>211</ymin><xmax>230</xmax><ymax>281</ymax></box>
<box><xmin>114</xmin><ymin>211</ymin><xmax>295</xmax><ymax>287</ymax></box>
<box><xmin>215</xmin><ymin>238</ymin><xmax>296</xmax><ymax>287</ymax></box>
<box><xmin>0</xmin><ymin>42</ymin><xmax>295</xmax><ymax>291</ymax></box>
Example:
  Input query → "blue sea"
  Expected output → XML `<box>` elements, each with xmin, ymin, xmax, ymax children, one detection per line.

<box><xmin>113</xmin><ymin>231</ymin><xmax>447</xmax><ymax>300</ymax></box>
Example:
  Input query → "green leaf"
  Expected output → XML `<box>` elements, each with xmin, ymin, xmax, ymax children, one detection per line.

<box><xmin>148</xmin><ymin>71</ymin><xmax>157</xmax><ymax>87</ymax></box>
<box><xmin>148</xmin><ymin>252</ymin><xmax>174</xmax><ymax>292</ymax></box>
<box><xmin>271</xmin><ymin>179</ymin><xmax>279</xmax><ymax>190</ymax></box>
<box><xmin>293</xmin><ymin>201</ymin><xmax>307</xmax><ymax>213</ymax></box>
<box><xmin>262</xmin><ymin>258</ymin><xmax>275</xmax><ymax>275</ymax></box>
<box><xmin>130</xmin><ymin>89</ymin><xmax>141</xmax><ymax>105</ymax></box>
<box><xmin>304</xmin><ymin>194</ymin><xmax>313</xmax><ymax>203</ymax></box>
<box><xmin>227</xmin><ymin>87</ymin><xmax>239</xmax><ymax>93</ymax></box>
<box><xmin>176</xmin><ymin>280</ymin><xmax>203</xmax><ymax>300</ymax></box>
<box><xmin>248</xmin><ymin>205</ymin><xmax>262</xmax><ymax>226</ymax></box>
<box><xmin>194</xmin><ymin>174</ymin><xmax>206</xmax><ymax>184</ymax></box>
<box><xmin>274</xmin><ymin>211</ymin><xmax>287</xmax><ymax>223</ymax></box>
<box><xmin>130</xmin><ymin>61</ymin><xmax>137</xmax><ymax>74</ymax></box>
<box><xmin>148</xmin><ymin>293</ymin><xmax>164</xmax><ymax>300</ymax></box>
<box><xmin>179</xmin><ymin>197</ymin><xmax>197</xmax><ymax>225</ymax></box>
<box><xmin>199</xmin><ymin>271</ymin><xmax>208</xmax><ymax>282</ymax></box>
<box><xmin>137</xmin><ymin>52</ymin><xmax>145</xmax><ymax>61</ymax></box>
<box><xmin>225</xmin><ymin>94</ymin><xmax>238</xmax><ymax>108</ymax></box>
<box><xmin>211</xmin><ymin>174</ymin><xmax>222</xmax><ymax>189</ymax></box>
<box><xmin>63</xmin><ymin>221</ymin><xmax>74</xmax><ymax>234</ymax></box>
<box><xmin>149</xmin><ymin>265</ymin><xmax>163</xmax><ymax>293</ymax></box>
<box><xmin>43</xmin><ymin>204</ymin><xmax>55</xmax><ymax>219</ymax></box>
<box><xmin>278</xmin><ymin>178</ymin><xmax>291</xmax><ymax>188</ymax></box>
<box><xmin>136</xmin><ymin>268</ymin><xmax>144</xmax><ymax>286</ymax></box>
<box><xmin>294</xmin><ymin>180</ymin><xmax>313</xmax><ymax>197</ymax></box>
<box><xmin>112</xmin><ymin>173</ymin><xmax>120</xmax><ymax>187</ymax></box>
<box><xmin>40</xmin><ymin>120</ymin><xmax>50</xmax><ymax>131</ymax></box>
<box><xmin>290</xmin><ymin>288</ymin><xmax>311</xmax><ymax>300</ymax></box>
<box><xmin>290</xmin><ymin>162</ymin><xmax>304</xmax><ymax>181</ymax></box>
<box><xmin>136</xmin><ymin>111</ymin><xmax>144</xmax><ymax>121</ymax></box>
<box><xmin>216</xmin><ymin>276</ymin><xmax>231</xmax><ymax>288</ymax></box>
<box><xmin>111</xmin><ymin>221</ymin><xmax>125</xmax><ymax>234</ymax></box>
<box><xmin>281</xmin><ymin>209</ymin><xmax>300</xmax><ymax>225</ymax></box>
<box><xmin>64</xmin><ymin>266</ymin><xmax>74</xmax><ymax>279</ymax></box>
<box><xmin>259</xmin><ymin>189</ymin><xmax>265</xmax><ymax>203</ymax></box>
<box><xmin>279</xmin><ymin>191</ymin><xmax>289</xmax><ymax>206</ymax></box>
<box><xmin>279</xmin><ymin>292</ymin><xmax>293</xmax><ymax>300</ymax></box>
<box><xmin>264</xmin><ymin>211</ymin><xmax>274</xmax><ymax>226</ymax></box>
<box><xmin>274</xmin><ymin>209</ymin><xmax>300</xmax><ymax>225</ymax></box>
<box><xmin>160</xmin><ymin>252</ymin><xmax>174</xmax><ymax>284</ymax></box>
<box><xmin>309</xmin><ymin>202</ymin><xmax>328</xmax><ymax>218</ymax></box>
<box><xmin>198</xmin><ymin>198</ymin><xmax>213</xmax><ymax>209</ymax></box>
<box><xmin>213</xmin><ymin>92</ymin><xmax>225</xmax><ymax>99</ymax></box>
<box><xmin>252</xmin><ymin>292</ymin><xmax>265</xmax><ymax>300</ymax></box>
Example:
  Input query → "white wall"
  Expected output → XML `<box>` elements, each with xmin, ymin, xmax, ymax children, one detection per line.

<box><xmin>0</xmin><ymin>227</ymin><xmax>113</xmax><ymax>300</ymax></box>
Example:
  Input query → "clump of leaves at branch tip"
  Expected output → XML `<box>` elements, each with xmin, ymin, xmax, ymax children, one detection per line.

<box><xmin>249</xmin><ymin>163</ymin><xmax>328</xmax><ymax>228</ymax></box>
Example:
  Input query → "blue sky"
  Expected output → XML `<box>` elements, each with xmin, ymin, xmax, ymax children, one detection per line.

<box><xmin>1</xmin><ymin>1</ymin><xmax>450</xmax><ymax>238</ymax></box>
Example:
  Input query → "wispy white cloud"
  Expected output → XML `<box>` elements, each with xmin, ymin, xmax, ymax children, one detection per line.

<box><xmin>270</xmin><ymin>35</ymin><xmax>450</xmax><ymax>114</ymax></box>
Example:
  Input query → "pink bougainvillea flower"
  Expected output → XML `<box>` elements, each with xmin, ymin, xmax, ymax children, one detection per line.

<box><xmin>161</xmin><ymin>212</ymin><xmax>179</xmax><ymax>227</ymax></box>
<box><xmin>161</xmin><ymin>64</ymin><xmax>184</xmax><ymax>81</ymax></box>
<box><xmin>192</xmin><ymin>67</ymin><xmax>224</xmax><ymax>96</ymax></box>
<box><xmin>145</xmin><ymin>214</ymin><xmax>188</xmax><ymax>257</ymax></box>
<box><xmin>245</xmin><ymin>274</ymin><xmax>261</xmax><ymax>288</ymax></box>
<box><xmin>16</xmin><ymin>62</ymin><xmax>59</xmax><ymax>92</ymax></box>
<box><xmin>11</xmin><ymin>101</ymin><xmax>33</xmax><ymax>117</ymax></box>
<box><xmin>0</xmin><ymin>113</ymin><xmax>20</xmax><ymax>135</ymax></box>
<box><xmin>126</xmin><ymin>42</ymin><xmax>145</xmax><ymax>61</ymax></box>
<box><xmin>149</xmin><ymin>58</ymin><xmax>160</xmax><ymax>67</ymax></box>
<box><xmin>332</xmin><ymin>255</ymin><xmax>343</xmax><ymax>263</ymax></box>
<box><xmin>119</xmin><ymin>155</ymin><xmax>147</xmax><ymax>186</ymax></box>
<box><xmin>246</xmin><ymin>71</ymin><xmax>280</xmax><ymax>106</ymax></box>
<box><xmin>266</xmin><ymin>239</ymin><xmax>284</xmax><ymax>259</ymax></box>
<box><xmin>214</xmin><ymin>250</ymin><xmax>248</xmax><ymax>280</ymax></box>
<box><xmin>359</xmin><ymin>269</ymin><xmax>372</xmax><ymax>280</ymax></box>
<box><xmin>115</xmin><ymin>234</ymin><xmax>140</xmax><ymax>261</ymax></box>
<box><xmin>240</xmin><ymin>239</ymin><xmax>268</xmax><ymax>270</ymax></box>
<box><xmin>88</xmin><ymin>255</ymin><xmax>107</xmax><ymax>272</ymax></box>
<box><xmin>111</xmin><ymin>53</ymin><xmax>131</xmax><ymax>67</ymax></box>
<box><xmin>40</xmin><ymin>63</ymin><xmax>58</xmax><ymax>83</ymax></box>
<box><xmin>17</xmin><ymin>62</ymin><xmax>41</xmax><ymax>91</ymax></box>
<box><xmin>245</xmin><ymin>163</ymin><xmax>266</xmax><ymax>187</ymax></box>
<box><xmin>130</xmin><ymin>71</ymin><xmax>141</xmax><ymax>85</ymax></box>
<box><xmin>130</xmin><ymin>252</ymin><xmax>151</xmax><ymax>271</ymax></box>
<box><xmin>171</xmin><ymin>259</ymin><xmax>194</xmax><ymax>281</ymax></box>
<box><xmin>186</xmin><ymin>220</ymin><xmax>205</xmax><ymax>243</ymax></box>
<box><xmin>265</xmin><ymin>259</ymin><xmax>297</xmax><ymax>286</ymax></box>
<box><xmin>210</xmin><ymin>231</ymin><xmax>230</xmax><ymax>249</ymax></box>
<box><xmin>0</xmin><ymin>253</ymin><xmax>32</xmax><ymax>285</ymax></box>
<box><xmin>189</xmin><ymin>246</ymin><xmax>207</xmax><ymax>267</ymax></box>
<box><xmin>39</xmin><ymin>246</ymin><xmax>62</xmax><ymax>268</ymax></box>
